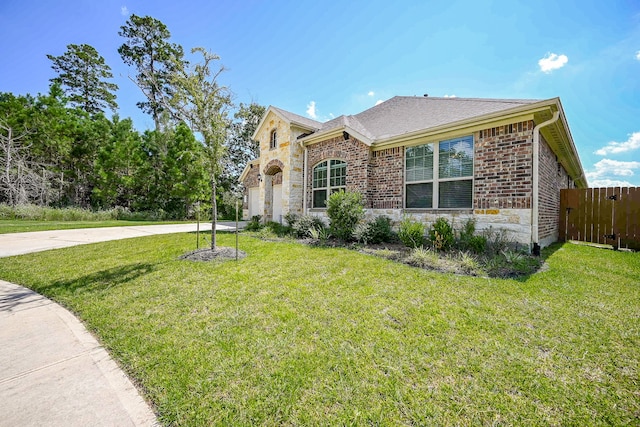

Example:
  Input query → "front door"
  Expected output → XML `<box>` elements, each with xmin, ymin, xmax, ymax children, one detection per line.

<box><xmin>272</xmin><ymin>184</ymin><xmax>282</xmax><ymax>223</ymax></box>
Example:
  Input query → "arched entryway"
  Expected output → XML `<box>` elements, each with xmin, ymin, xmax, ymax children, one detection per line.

<box><xmin>263</xmin><ymin>159</ymin><xmax>284</xmax><ymax>223</ymax></box>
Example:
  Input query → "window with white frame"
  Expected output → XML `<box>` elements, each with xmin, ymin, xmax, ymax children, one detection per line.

<box><xmin>405</xmin><ymin>135</ymin><xmax>474</xmax><ymax>209</ymax></box>
<box><xmin>312</xmin><ymin>159</ymin><xmax>346</xmax><ymax>208</ymax></box>
<box><xmin>270</xmin><ymin>129</ymin><xmax>277</xmax><ymax>150</ymax></box>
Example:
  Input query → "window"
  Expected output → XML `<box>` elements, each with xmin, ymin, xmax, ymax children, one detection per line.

<box><xmin>313</xmin><ymin>159</ymin><xmax>346</xmax><ymax>208</ymax></box>
<box><xmin>405</xmin><ymin>135</ymin><xmax>473</xmax><ymax>209</ymax></box>
<box><xmin>270</xmin><ymin>129</ymin><xmax>277</xmax><ymax>150</ymax></box>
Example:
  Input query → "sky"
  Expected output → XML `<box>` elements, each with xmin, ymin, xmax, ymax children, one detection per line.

<box><xmin>1</xmin><ymin>0</ymin><xmax>639</xmax><ymax>187</ymax></box>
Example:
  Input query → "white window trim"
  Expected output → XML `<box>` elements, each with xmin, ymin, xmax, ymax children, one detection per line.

<box><xmin>312</xmin><ymin>159</ymin><xmax>346</xmax><ymax>209</ymax></box>
<box><xmin>404</xmin><ymin>136</ymin><xmax>474</xmax><ymax>210</ymax></box>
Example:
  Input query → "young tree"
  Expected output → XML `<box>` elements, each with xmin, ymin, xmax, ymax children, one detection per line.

<box><xmin>162</xmin><ymin>47</ymin><xmax>233</xmax><ymax>250</ymax></box>
<box><xmin>118</xmin><ymin>15</ymin><xmax>184</xmax><ymax>130</ymax></box>
<box><xmin>47</xmin><ymin>44</ymin><xmax>118</xmax><ymax>114</ymax></box>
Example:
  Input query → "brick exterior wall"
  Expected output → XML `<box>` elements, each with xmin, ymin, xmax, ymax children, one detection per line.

<box><xmin>538</xmin><ymin>134</ymin><xmax>572</xmax><ymax>245</ymax></box>
<box><xmin>369</xmin><ymin>147</ymin><xmax>404</xmax><ymax>209</ymax></box>
<box><xmin>474</xmin><ymin>121</ymin><xmax>534</xmax><ymax>210</ymax></box>
<box><xmin>306</xmin><ymin>135</ymin><xmax>370</xmax><ymax>207</ymax></box>
<box><xmin>245</xmin><ymin>112</ymin><xmax>578</xmax><ymax>249</ymax></box>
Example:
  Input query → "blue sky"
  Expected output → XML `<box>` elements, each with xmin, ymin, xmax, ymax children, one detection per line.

<box><xmin>1</xmin><ymin>0</ymin><xmax>639</xmax><ymax>186</ymax></box>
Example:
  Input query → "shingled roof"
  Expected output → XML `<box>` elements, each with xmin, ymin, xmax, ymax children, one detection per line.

<box><xmin>270</xmin><ymin>106</ymin><xmax>322</xmax><ymax>130</ymax></box>
<box><xmin>313</xmin><ymin>96</ymin><xmax>541</xmax><ymax>142</ymax></box>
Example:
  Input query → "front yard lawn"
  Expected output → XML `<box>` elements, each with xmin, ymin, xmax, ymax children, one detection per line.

<box><xmin>0</xmin><ymin>234</ymin><xmax>638</xmax><ymax>426</ymax></box>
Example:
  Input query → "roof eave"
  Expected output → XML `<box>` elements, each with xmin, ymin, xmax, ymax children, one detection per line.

<box><xmin>251</xmin><ymin>106</ymin><xmax>319</xmax><ymax>141</ymax></box>
<box><xmin>239</xmin><ymin>159</ymin><xmax>259</xmax><ymax>183</ymax></box>
<box><xmin>537</xmin><ymin>99</ymin><xmax>587</xmax><ymax>187</ymax></box>
<box><xmin>300</xmin><ymin>126</ymin><xmax>373</xmax><ymax>146</ymax></box>
<box><xmin>373</xmin><ymin>100</ymin><xmax>555</xmax><ymax>149</ymax></box>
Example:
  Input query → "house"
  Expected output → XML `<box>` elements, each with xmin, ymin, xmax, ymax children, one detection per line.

<box><xmin>240</xmin><ymin>96</ymin><xmax>586</xmax><ymax>252</ymax></box>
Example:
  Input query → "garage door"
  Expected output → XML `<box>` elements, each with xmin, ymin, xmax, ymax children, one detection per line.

<box><xmin>248</xmin><ymin>187</ymin><xmax>259</xmax><ymax>219</ymax></box>
<box><xmin>272</xmin><ymin>184</ymin><xmax>282</xmax><ymax>223</ymax></box>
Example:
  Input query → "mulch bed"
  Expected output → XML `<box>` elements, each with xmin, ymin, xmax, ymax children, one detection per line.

<box><xmin>180</xmin><ymin>247</ymin><xmax>246</xmax><ymax>262</ymax></box>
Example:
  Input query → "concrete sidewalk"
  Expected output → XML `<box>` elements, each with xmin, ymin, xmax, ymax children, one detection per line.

<box><xmin>0</xmin><ymin>222</ymin><xmax>244</xmax><ymax>425</ymax></box>
<box><xmin>0</xmin><ymin>280</ymin><xmax>159</xmax><ymax>426</ymax></box>
<box><xmin>0</xmin><ymin>222</ymin><xmax>243</xmax><ymax>258</ymax></box>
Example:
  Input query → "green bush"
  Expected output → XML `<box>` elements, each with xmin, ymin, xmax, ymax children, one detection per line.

<box><xmin>483</xmin><ymin>227</ymin><xmax>513</xmax><ymax>256</ymax></box>
<box><xmin>353</xmin><ymin>216</ymin><xmax>394</xmax><ymax>245</ymax></box>
<box><xmin>245</xmin><ymin>215</ymin><xmax>263</xmax><ymax>231</ymax></box>
<box><xmin>284</xmin><ymin>212</ymin><xmax>299</xmax><ymax>227</ymax></box>
<box><xmin>429</xmin><ymin>217</ymin><xmax>454</xmax><ymax>251</ymax></box>
<box><xmin>292</xmin><ymin>215</ymin><xmax>326</xmax><ymax>238</ymax></box>
<box><xmin>398</xmin><ymin>216</ymin><xmax>425</xmax><ymax>249</ymax></box>
<box><xmin>326</xmin><ymin>191</ymin><xmax>365</xmax><ymax>241</ymax></box>
<box><xmin>264</xmin><ymin>221</ymin><xmax>290</xmax><ymax>237</ymax></box>
<box><xmin>456</xmin><ymin>219</ymin><xmax>487</xmax><ymax>254</ymax></box>
<box><xmin>368</xmin><ymin>216</ymin><xmax>394</xmax><ymax>244</ymax></box>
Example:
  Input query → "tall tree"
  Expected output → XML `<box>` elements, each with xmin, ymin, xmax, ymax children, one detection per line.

<box><xmin>222</xmin><ymin>102</ymin><xmax>265</xmax><ymax>190</ymax></box>
<box><xmin>92</xmin><ymin>115</ymin><xmax>142</xmax><ymax>208</ymax></box>
<box><xmin>118</xmin><ymin>15</ymin><xmax>184</xmax><ymax>130</ymax></box>
<box><xmin>159</xmin><ymin>47</ymin><xmax>233</xmax><ymax>250</ymax></box>
<box><xmin>47</xmin><ymin>44</ymin><xmax>118</xmax><ymax>114</ymax></box>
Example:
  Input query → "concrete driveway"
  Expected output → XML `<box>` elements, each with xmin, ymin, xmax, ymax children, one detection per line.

<box><xmin>0</xmin><ymin>222</ymin><xmax>243</xmax><ymax>425</ymax></box>
<box><xmin>0</xmin><ymin>222</ymin><xmax>241</xmax><ymax>258</ymax></box>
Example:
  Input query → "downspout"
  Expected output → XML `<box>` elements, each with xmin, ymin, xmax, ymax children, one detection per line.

<box><xmin>532</xmin><ymin>110</ymin><xmax>560</xmax><ymax>255</ymax></box>
<box><xmin>300</xmin><ymin>140</ymin><xmax>308</xmax><ymax>214</ymax></box>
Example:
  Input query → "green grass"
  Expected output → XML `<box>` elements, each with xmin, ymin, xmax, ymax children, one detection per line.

<box><xmin>0</xmin><ymin>219</ymin><xmax>187</xmax><ymax>234</ymax></box>
<box><xmin>0</xmin><ymin>235</ymin><xmax>638</xmax><ymax>426</ymax></box>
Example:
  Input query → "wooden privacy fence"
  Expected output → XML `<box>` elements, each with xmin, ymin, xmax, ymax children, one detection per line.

<box><xmin>559</xmin><ymin>187</ymin><xmax>640</xmax><ymax>250</ymax></box>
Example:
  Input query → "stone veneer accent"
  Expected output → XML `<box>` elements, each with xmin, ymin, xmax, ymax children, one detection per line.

<box><xmin>247</xmin><ymin>110</ymin><xmax>308</xmax><ymax>221</ymax></box>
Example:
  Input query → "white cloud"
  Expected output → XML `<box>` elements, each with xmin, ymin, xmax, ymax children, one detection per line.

<box><xmin>368</xmin><ymin>91</ymin><xmax>375</xmax><ymax>97</ymax></box>
<box><xmin>538</xmin><ymin>53</ymin><xmax>568</xmax><ymax>73</ymax></box>
<box><xmin>588</xmin><ymin>178</ymin><xmax>635</xmax><ymax>187</ymax></box>
<box><xmin>444</xmin><ymin>94</ymin><xmax>457</xmax><ymax>98</ymax></box>
<box><xmin>121</xmin><ymin>6</ymin><xmax>129</xmax><ymax>16</ymax></box>
<box><xmin>595</xmin><ymin>132</ymin><xmax>640</xmax><ymax>155</ymax></box>
<box><xmin>306</xmin><ymin>101</ymin><xmax>317</xmax><ymax>119</ymax></box>
<box><xmin>585</xmin><ymin>159</ymin><xmax>640</xmax><ymax>186</ymax></box>
<box><xmin>636</xmin><ymin>50</ymin><xmax>640</xmax><ymax>61</ymax></box>
<box><xmin>375</xmin><ymin>99</ymin><xmax>383</xmax><ymax>106</ymax></box>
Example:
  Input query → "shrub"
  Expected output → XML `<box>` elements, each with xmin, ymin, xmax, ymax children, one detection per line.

<box><xmin>368</xmin><ymin>216</ymin><xmax>394</xmax><ymax>244</ymax></box>
<box><xmin>458</xmin><ymin>252</ymin><xmax>482</xmax><ymax>275</ymax></box>
<box><xmin>429</xmin><ymin>217</ymin><xmax>454</xmax><ymax>251</ymax></box>
<box><xmin>352</xmin><ymin>222</ymin><xmax>371</xmax><ymax>245</ymax></box>
<box><xmin>326</xmin><ymin>191</ymin><xmax>365</xmax><ymax>241</ymax></box>
<box><xmin>264</xmin><ymin>221</ymin><xmax>289</xmax><ymax>237</ymax></box>
<box><xmin>456</xmin><ymin>219</ymin><xmax>487</xmax><ymax>254</ymax></box>
<box><xmin>292</xmin><ymin>215</ymin><xmax>326</xmax><ymax>239</ymax></box>
<box><xmin>483</xmin><ymin>227</ymin><xmax>513</xmax><ymax>256</ymax></box>
<box><xmin>284</xmin><ymin>212</ymin><xmax>299</xmax><ymax>227</ymax></box>
<box><xmin>353</xmin><ymin>216</ymin><xmax>394</xmax><ymax>245</ymax></box>
<box><xmin>407</xmin><ymin>246</ymin><xmax>439</xmax><ymax>268</ymax></box>
<box><xmin>309</xmin><ymin>225</ymin><xmax>331</xmax><ymax>245</ymax></box>
<box><xmin>398</xmin><ymin>216</ymin><xmax>425</xmax><ymax>249</ymax></box>
<box><xmin>245</xmin><ymin>215</ymin><xmax>263</xmax><ymax>231</ymax></box>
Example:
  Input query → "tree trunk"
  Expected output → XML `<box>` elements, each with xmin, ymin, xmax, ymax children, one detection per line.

<box><xmin>211</xmin><ymin>175</ymin><xmax>217</xmax><ymax>250</ymax></box>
